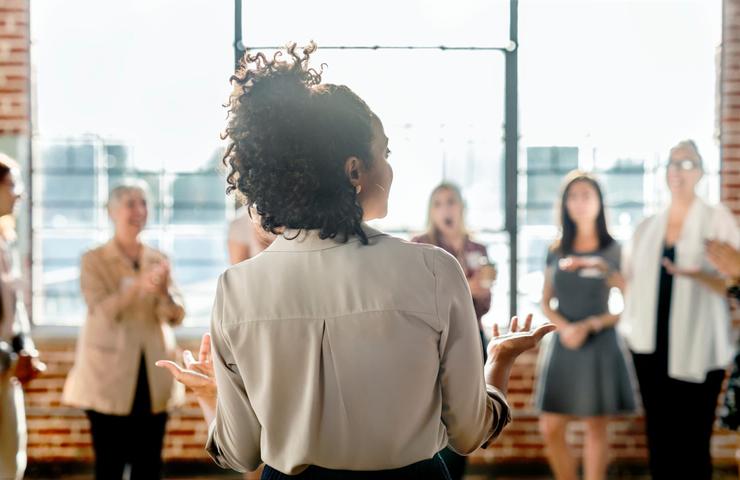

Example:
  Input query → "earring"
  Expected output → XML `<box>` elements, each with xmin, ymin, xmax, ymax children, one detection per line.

<box><xmin>355</xmin><ymin>184</ymin><xmax>362</xmax><ymax>194</ymax></box>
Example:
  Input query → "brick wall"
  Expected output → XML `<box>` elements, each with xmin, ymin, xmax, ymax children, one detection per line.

<box><xmin>23</xmin><ymin>339</ymin><xmax>739</xmax><ymax>473</ymax></box>
<box><xmin>8</xmin><ymin>0</ymin><xmax>740</xmax><ymax>475</ymax></box>
<box><xmin>0</xmin><ymin>0</ymin><xmax>28</xmax><ymax>137</ymax></box>
<box><xmin>25</xmin><ymin>340</ymin><xmax>213</xmax><ymax>462</ymax></box>
<box><xmin>726</xmin><ymin>0</ymin><xmax>740</xmax><ymax>214</ymax></box>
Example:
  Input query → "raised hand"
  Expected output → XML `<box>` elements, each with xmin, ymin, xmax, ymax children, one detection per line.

<box><xmin>488</xmin><ymin>314</ymin><xmax>556</xmax><ymax>361</ymax></box>
<box><xmin>485</xmin><ymin>314</ymin><xmax>556</xmax><ymax>394</ymax></box>
<box><xmin>156</xmin><ymin>333</ymin><xmax>217</xmax><ymax>413</ymax></box>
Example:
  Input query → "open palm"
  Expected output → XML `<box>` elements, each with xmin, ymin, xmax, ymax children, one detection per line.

<box><xmin>156</xmin><ymin>333</ymin><xmax>216</xmax><ymax>401</ymax></box>
<box><xmin>488</xmin><ymin>314</ymin><xmax>556</xmax><ymax>360</ymax></box>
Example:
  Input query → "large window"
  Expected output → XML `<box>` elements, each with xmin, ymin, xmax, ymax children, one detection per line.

<box><xmin>30</xmin><ymin>0</ymin><xmax>513</xmax><ymax>327</ymax></box>
<box><xmin>29</xmin><ymin>0</ymin><xmax>723</xmax><ymax>328</ymax></box>
<box><xmin>31</xmin><ymin>1</ymin><xmax>234</xmax><ymax>325</ymax></box>
<box><xmin>517</xmin><ymin>0</ymin><xmax>722</xmax><ymax>318</ymax></box>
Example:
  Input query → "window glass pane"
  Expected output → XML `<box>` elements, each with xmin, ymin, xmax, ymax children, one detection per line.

<box><xmin>31</xmin><ymin>0</ymin><xmax>234</xmax><ymax>325</ymax></box>
<box><xmin>518</xmin><ymin>0</ymin><xmax>722</xmax><ymax>320</ymax></box>
<box><xmin>31</xmin><ymin>2</ymin><xmax>509</xmax><ymax>326</ymax></box>
<box><xmin>243</xmin><ymin>0</ymin><xmax>510</xmax><ymax>48</ymax></box>
<box><xmin>245</xmin><ymin>49</ymin><xmax>507</xmax><ymax>234</ymax></box>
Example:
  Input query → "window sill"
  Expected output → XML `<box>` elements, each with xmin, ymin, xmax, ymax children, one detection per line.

<box><xmin>30</xmin><ymin>324</ymin><xmax>210</xmax><ymax>342</ymax></box>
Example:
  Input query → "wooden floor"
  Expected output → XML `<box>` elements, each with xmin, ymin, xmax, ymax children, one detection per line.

<box><xmin>44</xmin><ymin>473</ymin><xmax>739</xmax><ymax>480</ymax></box>
<box><xmin>27</xmin><ymin>463</ymin><xmax>740</xmax><ymax>479</ymax></box>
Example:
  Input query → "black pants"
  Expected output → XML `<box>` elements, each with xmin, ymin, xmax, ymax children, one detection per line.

<box><xmin>261</xmin><ymin>454</ymin><xmax>451</xmax><ymax>480</ymax></box>
<box><xmin>438</xmin><ymin>448</ymin><xmax>465</xmax><ymax>480</ymax></box>
<box><xmin>86</xmin><ymin>352</ymin><xmax>168</xmax><ymax>480</ymax></box>
<box><xmin>86</xmin><ymin>410</ymin><xmax>168</xmax><ymax>480</ymax></box>
<box><xmin>633</xmin><ymin>353</ymin><xmax>725</xmax><ymax>480</ymax></box>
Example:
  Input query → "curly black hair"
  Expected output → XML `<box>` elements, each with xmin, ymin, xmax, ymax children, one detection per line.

<box><xmin>222</xmin><ymin>43</ymin><xmax>377</xmax><ymax>244</ymax></box>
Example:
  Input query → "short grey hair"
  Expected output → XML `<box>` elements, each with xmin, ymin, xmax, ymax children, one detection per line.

<box><xmin>670</xmin><ymin>139</ymin><xmax>703</xmax><ymax>169</ymax></box>
<box><xmin>107</xmin><ymin>179</ymin><xmax>150</xmax><ymax>210</ymax></box>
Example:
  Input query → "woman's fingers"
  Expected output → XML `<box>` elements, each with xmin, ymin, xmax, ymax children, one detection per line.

<box><xmin>492</xmin><ymin>323</ymin><xmax>500</xmax><ymax>338</ymax></box>
<box><xmin>156</xmin><ymin>360</ymin><xmax>211</xmax><ymax>388</ymax></box>
<box><xmin>509</xmin><ymin>316</ymin><xmax>519</xmax><ymax>333</ymax></box>
<box><xmin>533</xmin><ymin>323</ymin><xmax>557</xmax><ymax>341</ymax></box>
<box><xmin>523</xmin><ymin>313</ymin><xmax>533</xmax><ymax>331</ymax></box>
<box><xmin>559</xmin><ymin>257</ymin><xmax>582</xmax><ymax>271</ymax></box>
<box><xmin>156</xmin><ymin>360</ymin><xmax>184</xmax><ymax>381</ymax></box>
<box><xmin>199</xmin><ymin>333</ymin><xmax>212</xmax><ymax>365</ymax></box>
<box><xmin>183</xmin><ymin>350</ymin><xmax>196</xmax><ymax>370</ymax></box>
<box><xmin>661</xmin><ymin>258</ymin><xmax>677</xmax><ymax>275</ymax></box>
<box><xmin>508</xmin><ymin>314</ymin><xmax>534</xmax><ymax>334</ymax></box>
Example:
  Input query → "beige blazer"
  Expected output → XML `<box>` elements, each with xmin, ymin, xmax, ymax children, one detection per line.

<box><xmin>206</xmin><ymin>225</ymin><xmax>511</xmax><ymax>474</ymax></box>
<box><xmin>62</xmin><ymin>240</ymin><xmax>185</xmax><ymax>415</ymax></box>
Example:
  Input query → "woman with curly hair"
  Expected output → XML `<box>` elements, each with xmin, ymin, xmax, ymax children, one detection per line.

<box><xmin>158</xmin><ymin>44</ymin><xmax>554</xmax><ymax>479</ymax></box>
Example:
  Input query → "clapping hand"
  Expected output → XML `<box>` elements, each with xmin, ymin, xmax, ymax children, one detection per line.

<box><xmin>140</xmin><ymin>261</ymin><xmax>170</xmax><ymax>296</ymax></box>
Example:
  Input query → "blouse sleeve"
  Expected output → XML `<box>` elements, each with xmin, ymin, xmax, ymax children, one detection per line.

<box><xmin>206</xmin><ymin>273</ymin><xmax>262</xmax><ymax>473</ymax></box>
<box><xmin>435</xmin><ymin>249</ymin><xmax>511</xmax><ymax>454</ymax></box>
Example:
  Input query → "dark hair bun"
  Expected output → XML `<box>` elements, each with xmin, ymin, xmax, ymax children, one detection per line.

<box><xmin>222</xmin><ymin>43</ymin><xmax>377</xmax><ymax>244</ymax></box>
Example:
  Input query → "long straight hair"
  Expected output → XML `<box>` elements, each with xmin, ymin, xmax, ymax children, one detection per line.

<box><xmin>552</xmin><ymin>170</ymin><xmax>614</xmax><ymax>255</ymax></box>
<box><xmin>424</xmin><ymin>182</ymin><xmax>468</xmax><ymax>247</ymax></box>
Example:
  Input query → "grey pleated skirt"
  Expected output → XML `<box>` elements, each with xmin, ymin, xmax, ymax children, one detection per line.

<box><xmin>534</xmin><ymin>327</ymin><xmax>638</xmax><ymax>416</ymax></box>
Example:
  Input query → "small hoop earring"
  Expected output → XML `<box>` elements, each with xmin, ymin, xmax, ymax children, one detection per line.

<box><xmin>355</xmin><ymin>184</ymin><xmax>362</xmax><ymax>194</ymax></box>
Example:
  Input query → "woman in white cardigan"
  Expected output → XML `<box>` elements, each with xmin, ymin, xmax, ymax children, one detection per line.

<box><xmin>620</xmin><ymin>140</ymin><xmax>739</xmax><ymax>480</ymax></box>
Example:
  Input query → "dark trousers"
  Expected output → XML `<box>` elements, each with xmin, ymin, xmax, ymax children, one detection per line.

<box><xmin>85</xmin><ymin>352</ymin><xmax>168</xmax><ymax>480</ymax></box>
<box><xmin>86</xmin><ymin>410</ymin><xmax>168</xmax><ymax>480</ymax></box>
<box><xmin>261</xmin><ymin>454</ymin><xmax>451</xmax><ymax>480</ymax></box>
<box><xmin>438</xmin><ymin>448</ymin><xmax>465</xmax><ymax>480</ymax></box>
<box><xmin>632</xmin><ymin>353</ymin><xmax>725</xmax><ymax>480</ymax></box>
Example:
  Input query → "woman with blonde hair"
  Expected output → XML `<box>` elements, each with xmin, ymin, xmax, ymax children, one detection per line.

<box><xmin>62</xmin><ymin>180</ymin><xmax>185</xmax><ymax>480</ymax></box>
<box><xmin>413</xmin><ymin>183</ymin><xmax>495</xmax><ymax>348</ymax></box>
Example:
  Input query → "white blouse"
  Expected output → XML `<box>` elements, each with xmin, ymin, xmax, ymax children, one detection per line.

<box><xmin>205</xmin><ymin>225</ymin><xmax>511</xmax><ymax>474</ymax></box>
<box><xmin>620</xmin><ymin>198</ymin><xmax>740</xmax><ymax>383</ymax></box>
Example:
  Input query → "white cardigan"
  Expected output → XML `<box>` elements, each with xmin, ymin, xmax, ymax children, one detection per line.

<box><xmin>619</xmin><ymin>198</ymin><xmax>740</xmax><ymax>383</ymax></box>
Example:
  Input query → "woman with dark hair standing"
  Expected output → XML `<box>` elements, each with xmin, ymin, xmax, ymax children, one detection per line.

<box><xmin>412</xmin><ymin>182</ymin><xmax>496</xmax><ymax>480</ymax></box>
<box><xmin>535</xmin><ymin>171</ymin><xmax>636</xmax><ymax>480</ymax></box>
<box><xmin>157</xmin><ymin>44</ymin><xmax>554</xmax><ymax>479</ymax></box>
<box><xmin>0</xmin><ymin>154</ymin><xmax>44</xmax><ymax>480</ymax></box>
<box><xmin>622</xmin><ymin>141</ymin><xmax>739</xmax><ymax>480</ymax></box>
